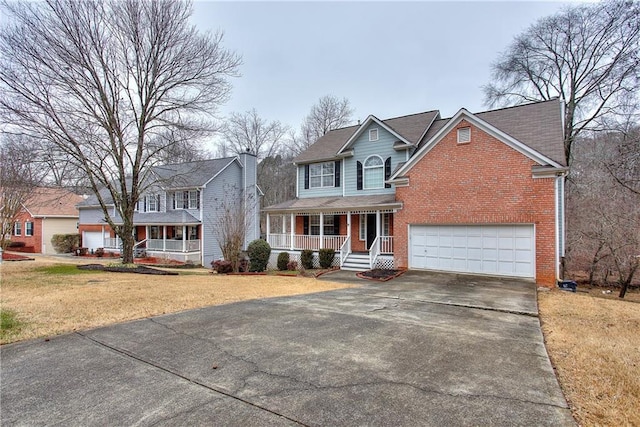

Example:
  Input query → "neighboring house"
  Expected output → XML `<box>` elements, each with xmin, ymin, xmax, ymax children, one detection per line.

<box><xmin>263</xmin><ymin>99</ymin><xmax>567</xmax><ymax>286</ymax></box>
<box><xmin>77</xmin><ymin>153</ymin><xmax>260</xmax><ymax>266</ymax></box>
<box><xmin>10</xmin><ymin>187</ymin><xmax>84</xmax><ymax>254</ymax></box>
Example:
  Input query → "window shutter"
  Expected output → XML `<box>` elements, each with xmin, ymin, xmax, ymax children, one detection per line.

<box><xmin>357</xmin><ymin>161</ymin><xmax>363</xmax><ymax>190</ymax></box>
<box><xmin>304</xmin><ymin>165</ymin><xmax>310</xmax><ymax>190</ymax></box>
<box><xmin>197</xmin><ymin>190</ymin><xmax>201</xmax><ymax>209</ymax></box>
<box><xmin>385</xmin><ymin>157</ymin><xmax>392</xmax><ymax>188</ymax></box>
<box><xmin>334</xmin><ymin>161</ymin><xmax>341</xmax><ymax>187</ymax></box>
<box><xmin>303</xmin><ymin>216</ymin><xmax>309</xmax><ymax>235</ymax></box>
<box><xmin>334</xmin><ymin>215</ymin><xmax>340</xmax><ymax>236</ymax></box>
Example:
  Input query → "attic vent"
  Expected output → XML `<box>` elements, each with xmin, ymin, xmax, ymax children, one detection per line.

<box><xmin>457</xmin><ymin>127</ymin><xmax>471</xmax><ymax>144</ymax></box>
<box><xmin>369</xmin><ymin>128</ymin><xmax>379</xmax><ymax>141</ymax></box>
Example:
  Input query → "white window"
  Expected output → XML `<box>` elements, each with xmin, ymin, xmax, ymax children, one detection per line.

<box><xmin>359</xmin><ymin>214</ymin><xmax>366</xmax><ymax>241</ymax></box>
<box><xmin>382</xmin><ymin>214</ymin><xmax>390</xmax><ymax>236</ymax></box>
<box><xmin>369</xmin><ymin>128</ymin><xmax>379</xmax><ymax>141</ymax></box>
<box><xmin>457</xmin><ymin>127</ymin><xmax>471</xmax><ymax>144</ymax></box>
<box><xmin>147</xmin><ymin>194</ymin><xmax>159</xmax><ymax>212</ymax></box>
<box><xmin>173</xmin><ymin>190</ymin><xmax>200</xmax><ymax>210</ymax></box>
<box><xmin>13</xmin><ymin>222</ymin><xmax>21</xmax><ymax>236</ymax></box>
<box><xmin>310</xmin><ymin>215</ymin><xmax>320</xmax><ymax>235</ymax></box>
<box><xmin>188</xmin><ymin>190</ymin><xmax>199</xmax><ymax>209</ymax></box>
<box><xmin>25</xmin><ymin>222</ymin><xmax>34</xmax><ymax>236</ymax></box>
<box><xmin>309</xmin><ymin>162</ymin><xmax>335</xmax><ymax>188</ymax></box>
<box><xmin>364</xmin><ymin>156</ymin><xmax>384</xmax><ymax>189</ymax></box>
<box><xmin>309</xmin><ymin>215</ymin><xmax>336</xmax><ymax>236</ymax></box>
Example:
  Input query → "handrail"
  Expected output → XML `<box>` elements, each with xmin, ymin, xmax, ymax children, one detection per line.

<box><xmin>339</xmin><ymin>236</ymin><xmax>351</xmax><ymax>267</ymax></box>
<box><xmin>369</xmin><ymin>236</ymin><xmax>381</xmax><ymax>269</ymax></box>
<box><xmin>134</xmin><ymin>238</ymin><xmax>147</xmax><ymax>248</ymax></box>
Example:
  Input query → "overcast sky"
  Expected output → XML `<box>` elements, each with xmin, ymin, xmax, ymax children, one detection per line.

<box><xmin>191</xmin><ymin>1</ymin><xmax>569</xmax><ymax>135</ymax></box>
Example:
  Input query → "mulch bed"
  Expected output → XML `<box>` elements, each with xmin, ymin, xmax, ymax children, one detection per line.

<box><xmin>1</xmin><ymin>252</ymin><xmax>35</xmax><ymax>261</ymax></box>
<box><xmin>77</xmin><ymin>264</ymin><xmax>178</xmax><ymax>275</ymax></box>
<box><xmin>357</xmin><ymin>268</ymin><xmax>405</xmax><ymax>282</ymax></box>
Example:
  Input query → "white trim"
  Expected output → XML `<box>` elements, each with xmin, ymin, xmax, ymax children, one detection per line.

<box><xmin>391</xmin><ymin>108</ymin><xmax>564</xmax><ymax>180</ymax></box>
<box><xmin>336</xmin><ymin>115</ymin><xmax>412</xmax><ymax>155</ymax></box>
<box><xmin>369</xmin><ymin>128</ymin><xmax>379</xmax><ymax>141</ymax></box>
<box><xmin>415</xmin><ymin>111</ymin><xmax>440</xmax><ymax>145</ymax></box>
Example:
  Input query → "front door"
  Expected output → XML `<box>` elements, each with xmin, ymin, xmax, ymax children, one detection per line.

<box><xmin>366</xmin><ymin>214</ymin><xmax>377</xmax><ymax>249</ymax></box>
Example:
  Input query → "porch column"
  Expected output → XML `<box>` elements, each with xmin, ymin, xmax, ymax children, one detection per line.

<box><xmin>182</xmin><ymin>225</ymin><xmax>186</xmax><ymax>252</ymax></box>
<box><xmin>163</xmin><ymin>226</ymin><xmax>166</xmax><ymax>251</ymax></box>
<box><xmin>376</xmin><ymin>211</ymin><xmax>381</xmax><ymax>240</ymax></box>
<box><xmin>347</xmin><ymin>211</ymin><xmax>352</xmax><ymax>252</ymax></box>
<box><xmin>101</xmin><ymin>225</ymin><xmax>105</xmax><ymax>247</ymax></box>
<box><xmin>266</xmin><ymin>213</ymin><xmax>271</xmax><ymax>246</ymax></box>
<box><xmin>290</xmin><ymin>213</ymin><xmax>295</xmax><ymax>250</ymax></box>
<box><xmin>319</xmin><ymin>212</ymin><xmax>324</xmax><ymax>249</ymax></box>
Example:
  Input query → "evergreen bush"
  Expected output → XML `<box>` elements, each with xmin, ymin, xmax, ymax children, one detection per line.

<box><xmin>300</xmin><ymin>249</ymin><xmax>314</xmax><ymax>269</ymax></box>
<box><xmin>318</xmin><ymin>248</ymin><xmax>335</xmax><ymax>269</ymax></box>
<box><xmin>247</xmin><ymin>239</ymin><xmax>271</xmax><ymax>272</ymax></box>
<box><xmin>277</xmin><ymin>251</ymin><xmax>290</xmax><ymax>271</ymax></box>
<box><xmin>51</xmin><ymin>234</ymin><xmax>81</xmax><ymax>253</ymax></box>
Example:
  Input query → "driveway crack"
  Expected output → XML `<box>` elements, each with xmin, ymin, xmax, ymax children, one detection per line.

<box><xmin>74</xmin><ymin>331</ymin><xmax>309</xmax><ymax>427</ymax></box>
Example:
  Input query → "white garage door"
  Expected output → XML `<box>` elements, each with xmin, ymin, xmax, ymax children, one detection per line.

<box><xmin>409</xmin><ymin>225</ymin><xmax>535</xmax><ymax>278</ymax></box>
<box><xmin>82</xmin><ymin>231</ymin><xmax>105</xmax><ymax>251</ymax></box>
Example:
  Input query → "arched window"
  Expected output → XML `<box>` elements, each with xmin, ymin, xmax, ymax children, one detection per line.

<box><xmin>364</xmin><ymin>155</ymin><xmax>384</xmax><ymax>189</ymax></box>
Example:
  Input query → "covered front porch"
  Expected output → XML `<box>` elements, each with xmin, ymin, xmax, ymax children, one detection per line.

<box><xmin>102</xmin><ymin>223</ymin><xmax>202</xmax><ymax>263</ymax></box>
<box><xmin>264</xmin><ymin>195</ymin><xmax>401</xmax><ymax>270</ymax></box>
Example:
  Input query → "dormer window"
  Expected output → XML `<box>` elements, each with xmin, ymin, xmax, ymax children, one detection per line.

<box><xmin>369</xmin><ymin>128</ymin><xmax>379</xmax><ymax>141</ymax></box>
<box><xmin>146</xmin><ymin>194</ymin><xmax>160</xmax><ymax>212</ymax></box>
<box><xmin>457</xmin><ymin>127</ymin><xmax>471</xmax><ymax>144</ymax></box>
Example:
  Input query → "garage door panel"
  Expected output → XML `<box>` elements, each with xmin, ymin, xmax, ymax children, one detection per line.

<box><xmin>409</xmin><ymin>225</ymin><xmax>534</xmax><ymax>278</ymax></box>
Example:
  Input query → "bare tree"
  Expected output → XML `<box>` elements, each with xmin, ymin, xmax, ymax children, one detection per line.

<box><xmin>209</xmin><ymin>183</ymin><xmax>257</xmax><ymax>272</ymax></box>
<box><xmin>566</xmin><ymin>132</ymin><xmax>640</xmax><ymax>297</ymax></box>
<box><xmin>220</xmin><ymin>109</ymin><xmax>288</xmax><ymax>162</ymax></box>
<box><xmin>484</xmin><ymin>0</ymin><xmax>640</xmax><ymax>163</ymax></box>
<box><xmin>0</xmin><ymin>136</ymin><xmax>44</xmax><ymax>249</ymax></box>
<box><xmin>290</xmin><ymin>95</ymin><xmax>354</xmax><ymax>155</ymax></box>
<box><xmin>0</xmin><ymin>0</ymin><xmax>241</xmax><ymax>263</ymax></box>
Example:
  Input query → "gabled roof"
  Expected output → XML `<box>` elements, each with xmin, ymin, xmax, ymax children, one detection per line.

<box><xmin>392</xmin><ymin>99</ymin><xmax>566</xmax><ymax>180</ymax></box>
<box><xmin>293</xmin><ymin>110</ymin><xmax>439</xmax><ymax>164</ymax></box>
<box><xmin>22</xmin><ymin>187</ymin><xmax>83</xmax><ymax>217</ymax></box>
<box><xmin>419</xmin><ymin>99</ymin><xmax>565</xmax><ymax>166</ymax></box>
<box><xmin>78</xmin><ymin>157</ymin><xmax>239</xmax><ymax>208</ymax></box>
<box><xmin>152</xmin><ymin>157</ymin><xmax>238</xmax><ymax>188</ymax></box>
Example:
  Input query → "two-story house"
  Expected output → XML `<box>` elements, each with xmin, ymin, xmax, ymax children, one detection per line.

<box><xmin>77</xmin><ymin>152</ymin><xmax>260</xmax><ymax>266</ymax></box>
<box><xmin>264</xmin><ymin>99</ymin><xmax>567</xmax><ymax>286</ymax></box>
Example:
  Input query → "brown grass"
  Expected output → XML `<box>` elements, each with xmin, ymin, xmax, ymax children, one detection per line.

<box><xmin>538</xmin><ymin>288</ymin><xmax>640</xmax><ymax>427</ymax></box>
<box><xmin>0</xmin><ymin>256</ymin><xmax>352</xmax><ymax>344</ymax></box>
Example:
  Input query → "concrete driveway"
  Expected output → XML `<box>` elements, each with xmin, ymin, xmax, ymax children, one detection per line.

<box><xmin>1</xmin><ymin>270</ymin><xmax>574</xmax><ymax>426</ymax></box>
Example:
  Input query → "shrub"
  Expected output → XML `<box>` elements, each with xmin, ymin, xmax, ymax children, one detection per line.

<box><xmin>277</xmin><ymin>251</ymin><xmax>290</xmax><ymax>271</ymax></box>
<box><xmin>51</xmin><ymin>234</ymin><xmax>80</xmax><ymax>253</ymax></box>
<box><xmin>247</xmin><ymin>239</ymin><xmax>271</xmax><ymax>272</ymax></box>
<box><xmin>8</xmin><ymin>241</ymin><xmax>26</xmax><ymax>248</ymax></box>
<box><xmin>95</xmin><ymin>248</ymin><xmax>105</xmax><ymax>257</ymax></box>
<box><xmin>211</xmin><ymin>259</ymin><xmax>233</xmax><ymax>274</ymax></box>
<box><xmin>287</xmin><ymin>260</ymin><xmax>298</xmax><ymax>271</ymax></box>
<box><xmin>318</xmin><ymin>248</ymin><xmax>335</xmax><ymax>269</ymax></box>
<box><xmin>300</xmin><ymin>249</ymin><xmax>314</xmax><ymax>269</ymax></box>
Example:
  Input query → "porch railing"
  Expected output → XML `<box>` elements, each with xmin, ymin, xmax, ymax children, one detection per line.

<box><xmin>339</xmin><ymin>236</ymin><xmax>351</xmax><ymax>267</ymax></box>
<box><xmin>270</xmin><ymin>234</ymin><xmax>347</xmax><ymax>251</ymax></box>
<box><xmin>380</xmin><ymin>236</ymin><xmax>393</xmax><ymax>254</ymax></box>
<box><xmin>104</xmin><ymin>237</ymin><xmax>121</xmax><ymax>249</ymax></box>
<box><xmin>147</xmin><ymin>239</ymin><xmax>200</xmax><ymax>252</ymax></box>
<box><xmin>370</xmin><ymin>236</ymin><xmax>381</xmax><ymax>269</ymax></box>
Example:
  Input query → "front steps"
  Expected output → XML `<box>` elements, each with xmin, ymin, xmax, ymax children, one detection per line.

<box><xmin>341</xmin><ymin>252</ymin><xmax>371</xmax><ymax>271</ymax></box>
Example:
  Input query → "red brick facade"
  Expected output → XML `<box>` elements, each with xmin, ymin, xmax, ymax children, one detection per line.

<box><xmin>394</xmin><ymin>120</ymin><xmax>558</xmax><ymax>286</ymax></box>
<box><xmin>10</xmin><ymin>212</ymin><xmax>42</xmax><ymax>252</ymax></box>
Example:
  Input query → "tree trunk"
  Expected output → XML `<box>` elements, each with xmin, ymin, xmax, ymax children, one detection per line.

<box><xmin>119</xmin><ymin>223</ymin><xmax>136</xmax><ymax>264</ymax></box>
<box><xmin>618</xmin><ymin>262</ymin><xmax>639</xmax><ymax>299</ymax></box>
